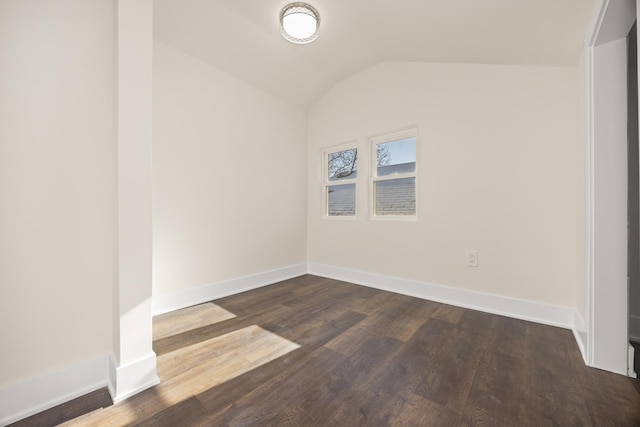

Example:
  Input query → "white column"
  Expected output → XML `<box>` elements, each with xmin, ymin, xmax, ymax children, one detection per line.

<box><xmin>108</xmin><ymin>0</ymin><xmax>158</xmax><ymax>402</ymax></box>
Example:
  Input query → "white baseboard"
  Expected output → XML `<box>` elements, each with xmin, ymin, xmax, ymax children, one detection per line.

<box><xmin>152</xmin><ymin>263</ymin><xmax>308</xmax><ymax>315</ymax></box>
<box><xmin>108</xmin><ymin>352</ymin><xmax>159</xmax><ymax>404</ymax></box>
<box><xmin>307</xmin><ymin>262</ymin><xmax>576</xmax><ymax>329</ymax></box>
<box><xmin>630</xmin><ymin>314</ymin><xmax>640</xmax><ymax>343</ymax></box>
<box><xmin>0</xmin><ymin>356</ymin><xmax>108</xmax><ymax>426</ymax></box>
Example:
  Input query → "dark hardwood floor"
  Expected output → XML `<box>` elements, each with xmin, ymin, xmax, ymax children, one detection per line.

<box><xmin>14</xmin><ymin>275</ymin><xmax>640</xmax><ymax>426</ymax></box>
<box><xmin>9</xmin><ymin>388</ymin><xmax>113</xmax><ymax>427</ymax></box>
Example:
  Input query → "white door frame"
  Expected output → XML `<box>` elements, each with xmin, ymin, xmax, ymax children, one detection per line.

<box><xmin>584</xmin><ymin>0</ymin><xmax>636</xmax><ymax>375</ymax></box>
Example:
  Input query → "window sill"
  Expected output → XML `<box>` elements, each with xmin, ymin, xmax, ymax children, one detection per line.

<box><xmin>323</xmin><ymin>215</ymin><xmax>357</xmax><ymax>221</ymax></box>
<box><xmin>369</xmin><ymin>215</ymin><xmax>417</xmax><ymax>222</ymax></box>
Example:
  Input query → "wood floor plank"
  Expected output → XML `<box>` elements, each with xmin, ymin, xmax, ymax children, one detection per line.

<box><xmin>431</xmin><ymin>303</ymin><xmax>466</xmax><ymax>324</ymax></box>
<box><xmin>10</xmin><ymin>388</ymin><xmax>112</xmax><ymax>427</ymax></box>
<box><xmin>352</xmin><ymin>296</ymin><xmax>437</xmax><ymax>342</ymax></box>
<box><xmin>324</xmin><ymin>324</ymin><xmax>383</xmax><ymax>356</ymax></box>
<box><xmin>135</xmin><ymin>396</ymin><xmax>208</xmax><ymax>427</ymax></box>
<box><xmin>157</xmin><ymin>326</ymin><xmax>299</xmax><ymax>402</ymax></box>
<box><xmin>195</xmin><ymin>307</ymin><xmax>365</xmax><ymax>413</ymax></box>
<box><xmin>194</xmin><ymin>345</ymin><xmax>313</xmax><ymax>416</ymax></box>
<box><xmin>371</xmin><ymin>320</ymin><xmax>454</xmax><ymax>401</ymax></box>
<box><xmin>156</xmin><ymin>324</ymin><xmax>299</xmax><ymax>381</ymax></box>
<box><xmin>274</xmin><ymin>335</ymin><xmax>405</xmax><ymax>426</ymax></box>
<box><xmin>61</xmin><ymin>387</ymin><xmax>171</xmax><ymax>427</ymax></box>
<box><xmin>214</xmin><ymin>275</ymin><xmax>333</xmax><ymax>316</ymax></box>
<box><xmin>373</xmin><ymin>390</ymin><xmax>461</xmax><ymax>427</ymax></box>
<box><xmin>65</xmin><ymin>326</ymin><xmax>299</xmax><ymax>426</ymax></box>
<box><xmin>460</xmin><ymin>349</ymin><xmax>532</xmax><ymax>426</ymax></box>
<box><xmin>202</xmin><ymin>346</ymin><xmax>348</xmax><ymax>426</ymax></box>
<box><xmin>486</xmin><ymin>315</ymin><xmax>527</xmax><ymax>359</ymax></box>
<box><xmin>152</xmin><ymin>302</ymin><xmax>235</xmax><ymax>340</ymax></box>
<box><xmin>527</xmin><ymin>362</ymin><xmax>592</xmax><ymax>425</ymax></box>
<box><xmin>278</xmin><ymin>280</ymin><xmax>372</xmax><ymax>316</ymax></box>
<box><xmin>267</xmin><ymin>305</ymin><xmax>367</xmax><ymax>347</ymax></box>
<box><xmin>344</xmin><ymin>288</ymin><xmax>400</xmax><ymax>315</ymax></box>
<box><xmin>577</xmin><ymin>363</ymin><xmax>640</xmax><ymax>425</ymax></box>
<box><xmin>417</xmin><ymin>334</ymin><xmax>488</xmax><ymax>413</ymax></box>
<box><xmin>524</xmin><ymin>326</ymin><xmax>575</xmax><ymax>372</ymax></box>
<box><xmin>455</xmin><ymin>308</ymin><xmax>499</xmax><ymax>339</ymax></box>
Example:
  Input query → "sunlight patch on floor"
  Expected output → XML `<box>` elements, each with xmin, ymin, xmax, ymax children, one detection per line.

<box><xmin>156</xmin><ymin>324</ymin><xmax>300</xmax><ymax>382</ymax></box>
<box><xmin>153</xmin><ymin>303</ymin><xmax>236</xmax><ymax>340</ymax></box>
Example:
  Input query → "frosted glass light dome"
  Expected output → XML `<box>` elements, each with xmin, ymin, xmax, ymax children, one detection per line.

<box><xmin>280</xmin><ymin>3</ymin><xmax>320</xmax><ymax>44</ymax></box>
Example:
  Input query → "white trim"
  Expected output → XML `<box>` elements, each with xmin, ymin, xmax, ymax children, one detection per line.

<box><xmin>369</xmin><ymin>127</ymin><xmax>418</xmax><ymax>146</ymax></box>
<box><xmin>584</xmin><ymin>26</ymin><xmax>596</xmax><ymax>368</ymax></box>
<box><xmin>0</xmin><ymin>356</ymin><xmax>108</xmax><ymax>426</ymax></box>
<box><xmin>584</xmin><ymin>0</ymin><xmax>636</xmax><ymax>376</ymax></box>
<box><xmin>629</xmin><ymin>344</ymin><xmax>638</xmax><ymax>378</ymax></box>
<box><xmin>308</xmin><ymin>263</ymin><xmax>576</xmax><ymax>329</ymax></box>
<box><xmin>107</xmin><ymin>352</ymin><xmax>159</xmax><ymax>404</ymax></box>
<box><xmin>573</xmin><ymin>311</ymin><xmax>588</xmax><ymax>361</ymax></box>
<box><xmin>152</xmin><ymin>263</ymin><xmax>307</xmax><ymax>315</ymax></box>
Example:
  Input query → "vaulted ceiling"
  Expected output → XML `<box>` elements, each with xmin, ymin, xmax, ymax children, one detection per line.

<box><xmin>154</xmin><ymin>0</ymin><xmax>597</xmax><ymax>110</ymax></box>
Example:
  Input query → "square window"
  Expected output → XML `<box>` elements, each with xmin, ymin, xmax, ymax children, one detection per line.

<box><xmin>371</xmin><ymin>129</ymin><xmax>417</xmax><ymax>218</ymax></box>
<box><xmin>323</xmin><ymin>145</ymin><xmax>357</xmax><ymax>218</ymax></box>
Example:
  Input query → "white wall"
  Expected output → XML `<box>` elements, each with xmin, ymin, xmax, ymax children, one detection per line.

<box><xmin>0</xmin><ymin>0</ymin><xmax>114</xmax><ymax>388</ymax></box>
<box><xmin>152</xmin><ymin>42</ymin><xmax>308</xmax><ymax>300</ymax></box>
<box><xmin>308</xmin><ymin>62</ymin><xmax>581</xmax><ymax>309</ymax></box>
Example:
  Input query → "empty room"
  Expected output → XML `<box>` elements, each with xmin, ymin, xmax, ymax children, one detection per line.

<box><xmin>2</xmin><ymin>0</ymin><xmax>640</xmax><ymax>425</ymax></box>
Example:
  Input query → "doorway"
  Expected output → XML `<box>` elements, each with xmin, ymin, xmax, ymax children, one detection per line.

<box><xmin>585</xmin><ymin>0</ymin><xmax>636</xmax><ymax>375</ymax></box>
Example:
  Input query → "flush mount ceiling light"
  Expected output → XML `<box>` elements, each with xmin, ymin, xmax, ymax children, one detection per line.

<box><xmin>280</xmin><ymin>2</ymin><xmax>320</xmax><ymax>44</ymax></box>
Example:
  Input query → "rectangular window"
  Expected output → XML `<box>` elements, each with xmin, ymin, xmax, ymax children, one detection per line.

<box><xmin>370</xmin><ymin>128</ymin><xmax>417</xmax><ymax>218</ymax></box>
<box><xmin>323</xmin><ymin>145</ymin><xmax>357</xmax><ymax>217</ymax></box>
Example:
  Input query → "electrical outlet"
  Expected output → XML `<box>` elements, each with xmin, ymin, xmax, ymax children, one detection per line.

<box><xmin>466</xmin><ymin>250</ymin><xmax>478</xmax><ymax>267</ymax></box>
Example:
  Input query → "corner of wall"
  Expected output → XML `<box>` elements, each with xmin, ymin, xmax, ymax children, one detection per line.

<box><xmin>572</xmin><ymin>310</ymin><xmax>588</xmax><ymax>362</ymax></box>
<box><xmin>152</xmin><ymin>263</ymin><xmax>308</xmax><ymax>315</ymax></box>
<box><xmin>307</xmin><ymin>262</ymin><xmax>577</xmax><ymax>329</ymax></box>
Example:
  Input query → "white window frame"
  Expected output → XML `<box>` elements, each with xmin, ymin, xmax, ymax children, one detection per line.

<box><xmin>322</xmin><ymin>142</ymin><xmax>358</xmax><ymax>220</ymax></box>
<box><xmin>369</xmin><ymin>127</ymin><xmax>418</xmax><ymax>220</ymax></box>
